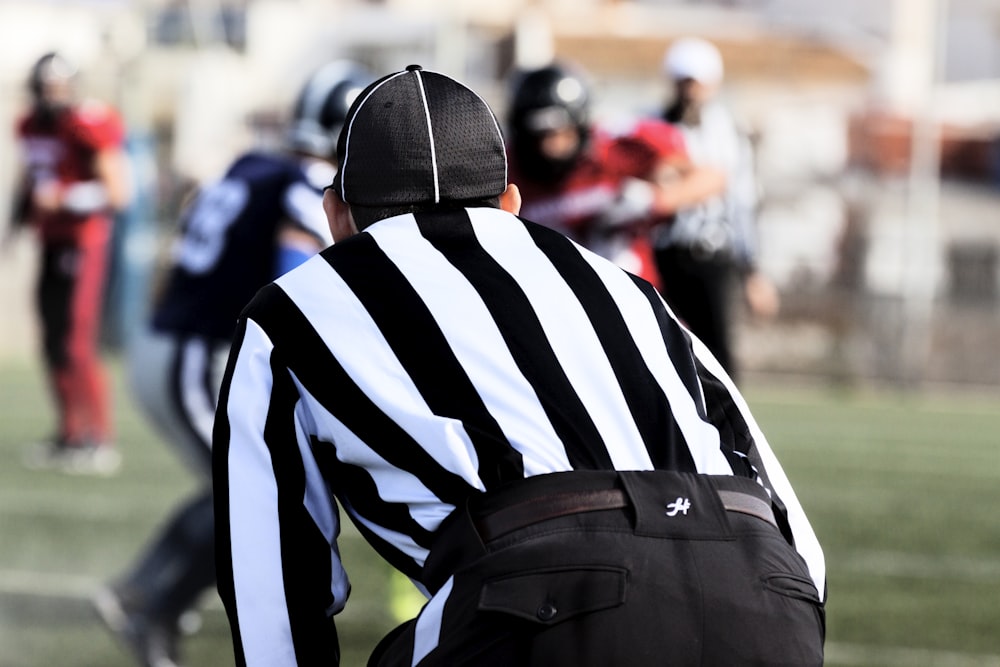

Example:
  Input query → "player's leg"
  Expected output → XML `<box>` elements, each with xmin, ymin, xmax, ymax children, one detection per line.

<box><xmin>38</xmin><ymin>243</ymin><xmax>77</xmax><ymax>443</ymax></box>
<box><xmin>95</xmin><ymin>333</ymin><xmax>224</xmax><ymax>664</ymax></box>
<box><xmin>695</xmin><ymin>256</ymin><xmax>737</xmax><ymax>378</ymax></box>
<box><xmin>126</xmin><ymin>491</ymin><xmax>216</xmax><ymax>621</ymax></box>
<box><xmin>65</xmin><ymin>228</ymin><xmax>114</xmax><ymax>448</ymax></box>
<box><xmin>24</xmin><ymin>243</ymin><xmax>99</xmax><ymax>470</ymax></box>
<box><xmin>656</xmin><ymin>246</ymin><xmax>736</xmax><ymax>375</ymax></box>
<box><xmin>128</xmin><ymin>333</ymin><xmax>220</xmax><ymax>478</ymax></box>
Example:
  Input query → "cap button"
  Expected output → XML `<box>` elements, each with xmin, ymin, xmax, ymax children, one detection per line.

<box><xmin>406</xmin><ymin>64</ymin><xmax>423</xmax><ymax>72</ymax></box>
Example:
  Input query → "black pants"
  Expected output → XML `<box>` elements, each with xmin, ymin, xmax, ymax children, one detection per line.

<box><xmin>655</xmin><ymin>245</ymin><xmax>737</xmax><ymax>378</ymax></box>
<box><xmin>370</xmin><ymin>470</ymin><xmax>824</xmax><ymax>667</ymax></box>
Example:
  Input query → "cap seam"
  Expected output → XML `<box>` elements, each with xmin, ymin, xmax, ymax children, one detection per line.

<box><xmin>339</xmin><ymin>71</ymin><xmax>406</xmax><ymax>202</ymax></box>
<box><xmin>338</xmin><ymin>67</ymin><xmax>506</xmax><ymax>205</ymax></box>
<box><xmin>413</xmin><ymin>69</ymin><xmax>440</xmax><ymax>204</ymax></box>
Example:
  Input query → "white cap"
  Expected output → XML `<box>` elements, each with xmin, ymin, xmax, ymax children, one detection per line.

<box><xmin>663</xmin><ymin>37</ymin><xmax>724</xmax><ymax>85</ymax></box>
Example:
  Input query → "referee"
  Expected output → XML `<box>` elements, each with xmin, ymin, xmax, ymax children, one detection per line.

<box><xmin>213</xmin><ymin>65</ymin><xmax>825</xmax><ymax>667</ymax></box>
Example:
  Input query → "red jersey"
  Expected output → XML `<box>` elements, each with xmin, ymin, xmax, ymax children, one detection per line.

<box><xmin>16</xmin><ymin>100</ymin><xmax>125</xmax><ymax>243</ymax></box>
<box><xmin>511</xmin><ymin>117</ymin><xmax>687</xmax><ymax>286</ymax></box>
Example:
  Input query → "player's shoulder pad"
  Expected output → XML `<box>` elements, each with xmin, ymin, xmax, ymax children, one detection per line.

<box><xmin>597</xmin><ymin>114</ymin><xmax>679</xmax><ymax>140</ymax></box>
<box><xmin>599</xmin><ymin>114</ymin><xmax>685</xmax><ymax>153</ymax></box>
<box><xmin>596</xmin><ymin>113</ymin><xmax>643</xmax><ymax>139</ymax></box>
<box><xmin>70</xmin><ymin>100</ymin><xmax>125</xmax><ymax>148</ymax></box>
<box><xmin>73</xmin><ymin>99</ymin><xmax>119</xmax><ymax>125</ymax></box>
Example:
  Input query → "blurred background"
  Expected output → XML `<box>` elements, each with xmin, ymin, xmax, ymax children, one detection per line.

<box><xmin>0</xmin><ymin>1</ymin><xmax>999</xmax><ymax>666</ymax></box>
<box><xmin>3</xmin><ymin>0</ymin><xmax>1000</xmax><ymax>388</ymax></box>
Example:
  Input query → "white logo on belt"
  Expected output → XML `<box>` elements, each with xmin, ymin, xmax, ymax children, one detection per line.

<box><xmin>665</xmin><ymin>497</ymin><xmax>691</xmax><ymax>516</ymax></box>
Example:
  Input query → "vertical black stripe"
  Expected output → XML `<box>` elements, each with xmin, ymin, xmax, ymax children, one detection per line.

<box><xmin>310</xmin><ymin>435</ymin><xmax>435</xmax><ymax>560</ymax></box>
<box><xmin>629</xmin><ymin>274</ymin><xmax>708</xmax><ymax>421</ymax></box>
<box><xmin>211</xmin><ymin>318</ymin><xmax>246</xmax><ymax>667</ymax></box>
<box><xmin>524</xmin><ymin>219</ymin><xmax>696</xmax><ymax>472</ymax></box>
<box><xmin>415</xmin><ymin>210</ymin><xmax>614</xmax><ymax>470</ymax></box>
<box><xmin>694</xmin><ymin>357</ymin><xmax>794</xmax><ymax>544</ymax></box>
<box><xmin>263</xmin><ymin>354</ymin><xmax>341</xmax><ymax>665</ymax></box>
<box><xmin>692</xmin><ymin>356</ymin><xmax>757</xmax><ymax>476</ymax></box>
<box><xmin>251</xmin><ymin>284</ymin><xmax>474</xmax><ymax>506</ymax></box>
<box><xmin>326</xmin><ymin>231</ymin><xmax>524</xmax><ymax>488</ymax></box>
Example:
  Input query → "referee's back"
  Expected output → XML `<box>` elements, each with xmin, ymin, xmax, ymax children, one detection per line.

<box><xmin>213</xmin><ymin>64</ymin><xmax>825</xmax><ymax>667</ymax></box>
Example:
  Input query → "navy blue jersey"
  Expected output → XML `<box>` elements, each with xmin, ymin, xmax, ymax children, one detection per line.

<box><xmin>152</xmin><ymin>151</ymin><xmax>334</xmax><ymax>340</ymax></box>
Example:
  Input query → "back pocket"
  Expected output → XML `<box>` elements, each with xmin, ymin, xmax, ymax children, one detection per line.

<box><xmin>478</xmin><ymin>566</ymin><xmax>628</xmax><ymax>626</ymax></box>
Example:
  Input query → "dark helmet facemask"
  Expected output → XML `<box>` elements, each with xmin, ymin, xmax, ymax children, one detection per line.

<box><xmin>29</xmin><ymin>52</ymin><xmax>77</xmax><ymax>127</ymax></box>
<box><xmin>507</xmin><ymin>63</ymin><xmax>592</xmax><ymax>184</ymax></box>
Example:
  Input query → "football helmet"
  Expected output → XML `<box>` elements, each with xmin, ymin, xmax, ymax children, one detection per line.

<box><xmin>507</xmin><ymin>63</ymin><xmax>591</xmax><ymax>183</ymax></box>
<box><xmin>29</xmin><ymin>52</ymin><xmax>77</xmax><ymax>122</ymax></box>
<box><xmin>286</xmin><ymin>60</ymin><xmax>373</xmax><ymax>162</ymax></box>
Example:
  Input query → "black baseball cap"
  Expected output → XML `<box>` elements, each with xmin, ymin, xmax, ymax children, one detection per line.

<box><xmin>331</xmin><ymin>64</ymin><xmax>508</xmax><ymax>206</ymax></box>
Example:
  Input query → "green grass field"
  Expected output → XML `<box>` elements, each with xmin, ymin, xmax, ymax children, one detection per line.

<box><xmin>1</xmin><ymin>356</ymin><xmax>998</xmax><ymax>666</ymax></box>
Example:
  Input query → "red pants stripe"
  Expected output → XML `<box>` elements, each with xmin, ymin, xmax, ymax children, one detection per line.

<box><xmin>37</xmin><ymin>223</ymin><xmax>113</xmax><ymax>444</ymax></box>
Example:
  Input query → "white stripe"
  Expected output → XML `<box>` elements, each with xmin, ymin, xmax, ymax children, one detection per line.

<box><xmin>466</xmin><ymin>208</ymin><xmax>721</xmax><ymax>472</ymax></box>
<box><xmin>571</xmin><ymin>239</ymin><xmax>730</xmax><ymax>474</ymax></box>
<box><xmin>290</xmin><ymin>371</ymin><xmax>454</xmax><ymax>564</ymax></box>
<box><xmin>224</xmin><ymin>321</ymin><xmax>297</xmax><ymax>665</ymax></box>
<box><xmin>690</xmin><ymin>335</ymin><xmax>827</xmax><ymax>600</ymax></box>
<box><xmin>467</xmin><ymin>208</ymin><xmax>653</xmax><ymax>470</ymax></box>
<box><xmin>338</xmin><ymin>72</ymin><xmax>407</xmax><ymax>202</ymax></box>
<box><xmin>826</xmin><ymin>642</ymin><xmax>1000</xmax><ymax>667</ymax></box>
<box><xmin>412</xmin><ymin>69</ymin><xmax>440</xmax><ymax>203</ymax></box>
<box><xmin>412</xmin><ymin>576</ymin><xmax>453</xmax><ymax>665</ymax></box>
<box><xmin>350</xmin><ymin>510</ymin><xmax>432</xmax><ymax>569</ymax></box>
<box><xmin>840</xmin><ymin>550</ymin><xmax>1000</xmax><ymax>581</ymax></box>
<box><xmin>288</xmin><ymin>384</ymin><xmax>351</xmax><ymax>611</ymax></box>
<box><xmin>649</xmin><ymin>295</ymin><xmax>709</xmax><ymax>414</ymax></box>
<box><xmin>179</xmin><ymin>338</ymin><xmax>216</xmax><ymax>446</ymax></box>
<box><xmin>276</xmin><ymin>254</ymin><xmax>490</xmax><ymax>491</ymax></box>
<box><xmin>365</xmin><ymin>213</ymin><xmax>575</xmax><ymax>475</ymax></box>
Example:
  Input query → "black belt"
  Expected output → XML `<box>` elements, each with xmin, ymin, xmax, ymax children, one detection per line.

<box><xmin>474</xmin><ymin>487</ymin><xmax>776</xmax><ymax>543</ymax></box>
<box><xmin>422</xmin><ymin>471</ymin><xmax>781</xmax><ymax>596</ymax></box>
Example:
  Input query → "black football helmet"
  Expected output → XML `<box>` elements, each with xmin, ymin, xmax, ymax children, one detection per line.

<box><xmin>29</xmin><ymin>52</ymin><xmax>77</xmax><ymax>123</ymax></box>
<box><xmin>507</xmin><ymin>63</ymin><xmax>591</xmax><ymax>183</ymax></box>
<box><xmin>286</xmin><ymin>60</ymin><xmax>374</xmax><ymax>162</ymax></box>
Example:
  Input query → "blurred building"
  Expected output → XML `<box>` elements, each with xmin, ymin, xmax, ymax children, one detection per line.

<box><xmin>2</xmin><ymin>0</ymin><xmax>1000</xmax><ymax>388</ymax></box>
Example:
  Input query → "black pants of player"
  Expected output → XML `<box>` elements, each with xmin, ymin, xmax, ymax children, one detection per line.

<box><xmin>370</xmin><ymin>470</ymin><xmax>824</xmax><ymax>667</ymax></box>
<box><xmin>655</xmin><ymin>245</ymin><xmax>738</xmax><ymax>378</ymax></box>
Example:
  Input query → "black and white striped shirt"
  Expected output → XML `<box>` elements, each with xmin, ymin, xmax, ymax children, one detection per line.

<box><xmin>214</xmin><ymin>206</ymin><xmax>824</xmax><ymax>666</ymax></box>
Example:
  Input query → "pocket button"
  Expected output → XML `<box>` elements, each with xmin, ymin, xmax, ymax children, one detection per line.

<box><xmin>537</xmin><ymin>603</ymin><xmax>558</xmax><ymax>621</ymax></box>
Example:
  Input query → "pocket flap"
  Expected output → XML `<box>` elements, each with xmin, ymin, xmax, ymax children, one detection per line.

<box><xmin>478</xmin><ymin>566</ymin><xmax>627</xmax><ymax>626</ymax></box>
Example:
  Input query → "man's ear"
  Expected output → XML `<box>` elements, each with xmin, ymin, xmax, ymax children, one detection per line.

<box><xmin>323</xmin><ymin>187</ymin><xmax>359</xmax><ymax>243</ymax></box>
<box><xmin>499</xmin><ymin>183</ymin><xmax>521</xmax><ymax>215</ymax></box>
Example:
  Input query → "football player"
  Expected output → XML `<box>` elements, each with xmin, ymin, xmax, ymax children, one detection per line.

<box><xmin>92</xmin><ymin>60</ymin><xmax>374</xmax><ymax>667</ymax></box>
